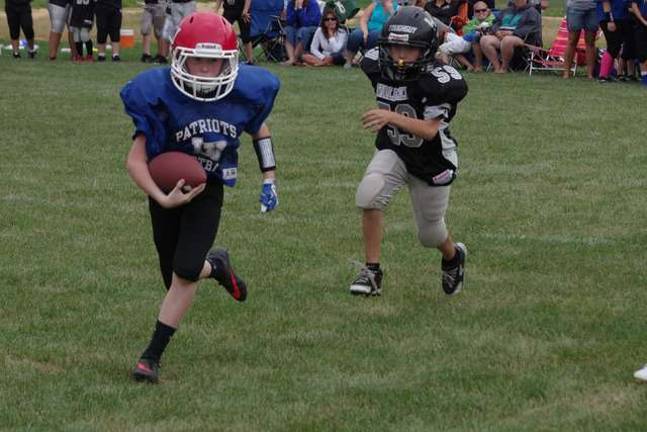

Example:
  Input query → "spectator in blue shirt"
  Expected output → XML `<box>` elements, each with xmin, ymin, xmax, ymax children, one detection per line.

<box><xmin>597</xmin><ymin>0</ymin><xmax>633</xmax><ymax>82</ymax></box>
<box><xmin>283</xmin><ymin>0</ymin><xmax>321</xmax><ymax>65</ymax></box>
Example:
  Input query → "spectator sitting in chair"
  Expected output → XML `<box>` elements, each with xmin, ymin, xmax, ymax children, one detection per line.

<box><xmin>479</xmin><ymin>0</ymin><xmax>541</xmax><ymax>73</ymax></box>
<box><xmin>436</xmin><ymin>1</ymin><xmax>494</xmax><ymax>71</ymax></box>
<box><xmin>282</xmin><ymin>0</ymin><xmax>321</xmax><ymax>65</ymax></box>
<box><xmin>302</xmin><ymin>8</ymin><xmax>348</xmax><ymax>66</ymax></box>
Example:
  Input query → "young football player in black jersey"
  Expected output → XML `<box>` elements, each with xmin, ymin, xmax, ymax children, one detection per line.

<box><xmin>350</xmin><ymin>6</ymin><xmax>468</xmax><ymax>297</ymax></box>
<box><xmin>69</xmin><ymin>0</ymin><xmax>95</xmax><ymax>61</ymax></box>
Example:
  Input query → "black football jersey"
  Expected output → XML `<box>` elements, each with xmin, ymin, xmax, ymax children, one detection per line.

<box><xmin>69</xmin><ymin>0</ymin><xmax>96</xmax><ymax>27</ymax></box>
<box><xmin>360</xmin><ymin>47</ymin><xmax>468</xmax><ymax>186</ymax></box>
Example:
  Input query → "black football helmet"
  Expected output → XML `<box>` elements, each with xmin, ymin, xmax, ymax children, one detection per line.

<box><xmin>378</xmin><ymin>6</ymin><xmax>438</xmax><ymax>81</ymax></box>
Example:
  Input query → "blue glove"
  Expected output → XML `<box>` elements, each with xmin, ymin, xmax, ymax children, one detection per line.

<box><xmin>259</xmin><ymin>180</ymin><xmax>278</xmax><ymax>213</ymax></box>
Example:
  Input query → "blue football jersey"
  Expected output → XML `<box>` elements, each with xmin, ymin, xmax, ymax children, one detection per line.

<box><xmin>120</xmin><ymin>65</ymin><xmax>280</xmax><ymax>187</ymax></box>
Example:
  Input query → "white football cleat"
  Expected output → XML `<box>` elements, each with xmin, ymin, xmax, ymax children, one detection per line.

<box><xmin>634</xmin><ymin>365</ymin><xmax>647</xmax><ymax>382</ymax></box>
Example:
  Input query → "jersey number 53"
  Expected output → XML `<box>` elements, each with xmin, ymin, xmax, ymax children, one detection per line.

<box><xmin>377</xmin><ymin>102</ymin><xmax>423</xmax><ymax>149</ymax></box>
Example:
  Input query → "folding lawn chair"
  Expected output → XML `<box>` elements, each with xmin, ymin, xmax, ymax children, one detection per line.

<box><xmin>247</xmin><ymin>0</ymin><xmax>287</xmax><ymax>62</ymax></box>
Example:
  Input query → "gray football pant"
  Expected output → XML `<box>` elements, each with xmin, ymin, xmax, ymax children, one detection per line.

<box><xmin>162</xmin><ymin>1</ymin><xmax>196</xmax><ymax>42</ymax></box>
<box><xmin>355</xmin><ymin>149</ymin><xmax>451</xmax><ymax>248</ymax></box>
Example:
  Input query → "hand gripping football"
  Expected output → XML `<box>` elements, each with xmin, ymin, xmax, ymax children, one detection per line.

<box><xmin>148</xmin><ymin>151</ymin><xmax>207</xmax><ymax>193</ymax></box>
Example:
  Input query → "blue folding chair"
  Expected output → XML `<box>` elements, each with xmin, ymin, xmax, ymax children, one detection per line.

<box><xmin>248</xmin><ymin>0</ymin><xmax>286</xmax><ymax>62</ymax></box>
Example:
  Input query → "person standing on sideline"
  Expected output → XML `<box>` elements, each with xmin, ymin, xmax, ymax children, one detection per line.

<box><xmin>349</xmin><ymin>6</ymin><xmax>468</xmax><ymax>297</ymax></box>
<box><xmin>47</xmin><ymin>0</ymin><xmax>77</xmax><ymax>60</ymax></box>
<box><xmin>120</xmin><ymin>12</ymin><xmax>280</xmax><ymax>383</ymax></box>
<box><xmin>4</xmin><ymin>0</ymin><xmax>37</xmax><ymax>58</ymax></box>
<box><xmin>562</xmin><ymin>0</ymin><xmax>598</xmax><ymax>79</ymax></box>
<box><xmin>95</xmin><ymin>0</ymin><xmax>122</xmax><ymax>61</ymax></box>
<box><xmin>630</xmin><ymin>0</ymin><xmax>647</xmax><ymax>85</ymax></box>
<box><xmin>161</xmin><ymin>0</ymin><xmax>197</xmax><ymax>55</ymax></box>
<box><xmin>596</xmin><ymin>0</ymin><xmax>632</xmax><ymax>82</ymax></box>
<box><xmin>215</xmin><ymin>0</ymin><xmax>254</xmax><ymax>64</ymax></box>
<box><xmin>69</xmin><ymin>0</ymin><xmax>96</xmax><ymax>62</ymax></box>
<box><xmin>140</xmin><ymin>0</ymin><xmax>168</xmax><ymax>63</ymax></box>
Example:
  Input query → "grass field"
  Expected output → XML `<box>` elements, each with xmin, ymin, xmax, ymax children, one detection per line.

<box><xmin>1</xmin><ymin>47</ymin><xmax>647</xmax><ymax>431</ymax></box>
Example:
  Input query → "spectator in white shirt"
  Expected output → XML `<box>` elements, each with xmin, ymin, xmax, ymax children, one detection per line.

<box><xmin>302</xmin><ymin>9</ymin><xmax>348</xmax><ymax>66</ymax></box>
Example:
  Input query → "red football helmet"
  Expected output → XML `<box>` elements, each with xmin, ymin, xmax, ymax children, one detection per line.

<box><xmin>170</xmin><ymin>12</ymin><xmax>239</xmax><ymax>101</ymax></box>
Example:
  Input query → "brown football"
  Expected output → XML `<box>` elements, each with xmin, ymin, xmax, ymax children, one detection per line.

<box><xmin>148</xmin><ymin>151</ymin><xmax>207</xmax><ymax>192</ymax></box>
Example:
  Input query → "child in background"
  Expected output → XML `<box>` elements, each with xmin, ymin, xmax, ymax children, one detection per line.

<box><xmin>436</xmin><ymin>1</ymin><xmax>495</xmax><ymax>71</ymax></box>
<box><xmin>95</xmin><ymin>0</ymin><xmax>122</xmax><ymax>61</ymax></box>
<box><xmin>69</xmin><ymin>0</ymin><xmax>95</xmax><ymax>62</ymax></box>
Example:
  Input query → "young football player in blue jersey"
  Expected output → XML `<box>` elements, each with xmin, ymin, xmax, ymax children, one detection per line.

<box><xmin>349</xmin><ymin>6</ymin><xmax>468</xmax><ymax>297</ymax></box>
<box><xmin>120</xmin><ymin>12</ymin><xmax>280</xmax><ymax>383</ymax></box>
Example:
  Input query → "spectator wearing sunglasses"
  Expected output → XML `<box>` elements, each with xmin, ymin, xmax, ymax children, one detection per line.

<box><xmin>436</xmin><ymin>1</ymin><xmax>494</xmax><ymax>71</ymax></box>
<box><xmin>302</xmin><ymin>9</ymin><xmax>348</xmax><ymax>66</ymax></box>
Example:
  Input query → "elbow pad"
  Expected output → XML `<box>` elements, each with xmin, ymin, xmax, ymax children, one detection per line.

<box><xmin>253</xmin><ymin>137</ymin><xmax>276</xmax><ymax>172</ymax></box>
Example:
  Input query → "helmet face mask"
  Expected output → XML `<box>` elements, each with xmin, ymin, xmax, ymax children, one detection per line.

<box><xmin>170</xmin><ymin>13</ymin><xmax>239</xmax><ymax>102</ymax></box>
<box><xmin>378</xmin><ymin>6</ymin><xmax>438</xmax><ymax>82</ymax></box>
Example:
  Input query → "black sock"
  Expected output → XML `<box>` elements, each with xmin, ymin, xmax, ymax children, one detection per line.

<box><xmin>366</xmin><ymin>262</ymin><xmax>380</xmax><ymax>272</ymax></box>
<box><xmin>85</xmin><ymin>41</ymin><xmax>93</xmax><ymax>56</ymax></box>
<box><xmin>141</xmin><ymin>320</ymin><xmax>176</xmax><ymax>362</ymax></box>
<box><xmin>75</xmin><ymin>42</ymin><xmax>83</xmax><ymax>56</ymax></box>
<box><xmin>442</xmin><ymin>247</ymin><xmax>460</xmax><ymax>267</ymax></box>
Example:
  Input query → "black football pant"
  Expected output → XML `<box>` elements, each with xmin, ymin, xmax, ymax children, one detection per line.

<box><xmin>148</xmin><ymin>182</ymin><xmax>223</xmax><ymax>289</ymax></box>
<box><xmin>5</xmin><ymin>3</ymin><xmax>34</xmax><ymax>41</ymax></box>
<box><xmin>223</xmin><ymin>6</ymin><xmax>251</xmax><ymax>43</ymax></box>
<box><xmin>95</xmin><ymin>3</ymin><xmax>122</xmax><ymax>43</ymax></box>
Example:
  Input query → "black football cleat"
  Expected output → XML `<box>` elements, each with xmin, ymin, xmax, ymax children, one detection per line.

<box><xmin>350</xmin><ymin>267</ymin><xmax>383</xmax><ymax>296</ymax></box>
<box><xmin>441</xmin><ymin>243</ymin><xmax>466</xmax><ymax>295</ymax></box>
<box><xmin>132</xmin><ymin>357</ymin><xmax>160</xmax><ymax>384</ymax></box>
<box><xmin>206</xmin><ymin>249</ymin><xmax>247</xmax><ymax>302</ymax></box>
